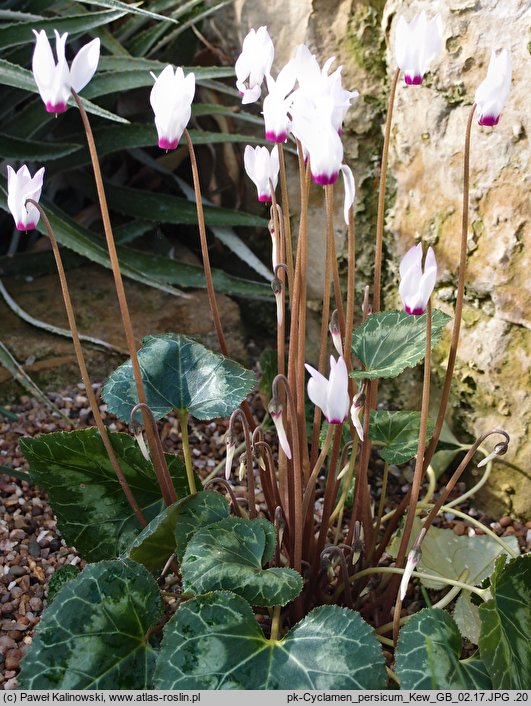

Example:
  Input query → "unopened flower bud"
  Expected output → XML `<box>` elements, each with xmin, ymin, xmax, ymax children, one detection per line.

<box><xmin>399</xmin><ymin>547</ymin><xmax>421</xmax><ymax>601</ymax></box>
<box><xmin>271</xmin><ymin>276</ymin><xmax>283</xmax><ymax>327</ymax></box>
<box><xmin>134</xmin><ymin>429</ymin><xmax>151</xmax><ymax>462</ymax></box>
<box><xmin>268</xmin><ymin>398</ymin><xmax>291</xmax><ymax>459</ymax></box>
<box><xmin>238</xmin><ymin>453</ymin><xmax>247</xmax><ymax>482</ymax></box>
<box><xmin>224</xmin><ymin>432</ymin><xmax>236</xmax><ymax>480</ymax></box>
<box><xmin>329</xmin><ymin>309</ymin><xmax>343</xmax><ymax>356</ymax></box>
<box><xmin>478</xmin><ymin>441</ymin><xmax>508</xmax><ymax>468</ymax></box>
<box><xmin>350</xmin><ymin>389</ymin><xmax>365</xmax><ymax>442</ymax></box>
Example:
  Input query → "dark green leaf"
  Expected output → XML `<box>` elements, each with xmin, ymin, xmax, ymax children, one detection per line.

<box><xmin>479</xmin><ymin>555</ymin><xmax>531</xmax><ymax>688</ymax></box>
<box><xmin>0</xmin><ymin>59</ymin><xmax>128</xmax><ymax>124</ymax></box>
<box><xmin>20</xmin><ymin>428</ymin><xmax>190</xmax><ymax>561</ymax></box>
<box><xmin>47</xmin><ymin>565</ymin><xmax>80</xmax><ymax>605</ymax></box>
<box><xmin>126</xmin><ymin>491</ymin><xmax>229</xmax><ymax>572</ymax></box>
<box><xmin>182</xmin><ymin>517</ymin><xmax>302</xmax><ymax>606</ymax></box>
<box><xmin>102</xmin><ymin>333</ymin><xmax>256</xmax><ymax>422</ymax></box>
<box><xmin>350</xmin><ymin>309</ymin><xmax>451</xmax><ymax>379</ymax></box>
<box><xmin>173</xmin><ymin>491</ymin><xmax>230</xmax><ymax>562</ymax></box>
<box><xmin>81</xmin><ymin>0</ymin><xmax>178</xmax><ymax>23</ymax></box>
<box><xmin>369</xmin><ymin>410</ymin><xmax>434</xmax><ymax>464</ymax></box>
<box><xmin>0</xmin><ymin>10</ymin><xmax>126</xmax><ymax>50</ymax></box>
<box><xmin>395</xmin><ymin>609</ymin><xmax>492</xmax><ymax>689</ymax></box>
<box><xmin>154</xmin><ymin>592</ymin><xmax>387</xmax><ymax>689</ymax></box>
<box><xmin>0</xmin><ymin>133</ymin><xmax>80</xmax><ymax>160</ymax></box>
<box><xmin>19</xmin><ymin>560</ymin><xmax>162</xmax><ymax>689</ymax></box>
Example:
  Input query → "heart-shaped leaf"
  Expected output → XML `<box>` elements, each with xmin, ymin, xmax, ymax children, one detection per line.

<box><xmin>19</xmin><ymin>560</ymin><xmax>162</xmax><ymax>689</ymax></box>
<box><xmin>182</xmin><ymin>517</ymin><xmax>302</xmax><ymax>606</ymax></box>
<box><xmin>102</xmin><ymin>334</ymin><xmax>256</xmax><ymax>422</ymax></box>
<box><xmin>388</xmin><ymin>518</ymin><xmax>519</xmax><ymax>590</ymax></box>
<box><xmin>126</xmin><ymin>491</ymin><xmax>230</xmax><ymax>572</ymax></box>
<box><xmin>395</xmin><ymin>608</ymin><xmax>492</xmax><ymax>689</ymax></box>
<box><xmin>350</xmin><ymin>309</ymin><xmax>451</xmax><ymax>379</ymax></box>
<box><xmin>154</xmin><ymin>592</ymin><xmax>386</xmax><ymax>689</ymax></box>
<box><xmin>369</xmin><ymin>410</ymin><xmax>435</xmax><ymax>464</ymax></box>
<box><xmin>479</xmin><ymin>555</ymin><xmax>530</xmax><ymax>688</ymax></box>
<box><xmin>20</xmin><ymin>429</ymin><xmax>191</xmax><ymax>562</ymax></box>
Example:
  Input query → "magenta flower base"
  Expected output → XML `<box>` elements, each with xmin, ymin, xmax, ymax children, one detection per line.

<box><xmin>478</xmin><ymin>114</ymin><xmax>500</xmax><ymax>127</ymax></box>
<box><xmin>158</xmin><ymin>138</ymin><xmax>179</xmax><ymax>150</ymax></box>
<box><xmin>16</xmin><ymin>222</ymin><xmax>35</xmax><ymax>232</ymax></box>
<box><xmin>45</xmin><ymin>102</ymin><xmax>67</xmax><ymax>113</ymax></box>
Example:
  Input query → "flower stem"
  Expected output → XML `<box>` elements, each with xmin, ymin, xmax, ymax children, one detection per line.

<box><xmin>71</xmin><ymin>90</ymin><xmax>175</xmax><ymax>506</ymax></box>
<box><xmin>392</xmin><ymin>302</ymin><xmax>432</xmax><ymax>642</ymax></box>
<box><xmin>178</xmin><ymin>410</ymin><xmax>197</xmax><ymax>496</ymax></box>
<box><xmin>278</xmin><ymin>144</ymin><xmax>293</xmax><ymax>292</ymax></box>
<box><xmin>228</xmin><ymin>409</ymin><xmax>256</xmax><ymax>518</ymax></box>
<box><xmin>422</xmin><ymin>104</ymin><xmax>477</xmax><ymax>471</ymax></box>
<box><xmin>270</xmin><ymin>605</ymin><xmax>282</xmax><ymax>642</ymax></box>
<box><xmin>27</xmin><ymin>200</ymin><xmax>146</xmax><ymax>528</ymax></box>
<box><xmin>373</xmin><ymin>68</ymin><xmax>400</xmax><ymax>313</ymax></box>
<box><xmin>302</xmin><ymin>423</ymin><xmax>335</xmax><ymax>521</ymax></box>
<box><xmin>183</xmin><ymin>129</ymin><xmax>256</xmax><ymax>431</ymax></box>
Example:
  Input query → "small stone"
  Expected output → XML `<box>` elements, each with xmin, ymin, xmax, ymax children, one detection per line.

<box><xmin>499</xmin><ymin>516</ymin><xmax>513</xmax><ymax>527</ymax></box>
<box><xmin>4</xmin><ymin>649</ymin><xmax>22</xmax><ymax>671</ymax></box>
<box><xmin>453</xmin><ymin>522</ymin><xmax>467</xmax><ymax>536</ymax></box>
<box><xmin>28</xmin><ymin>541</ymin><xmax>41</xmax><ymax>557</ymax></box>
<box><xmin>29</xmin><ymin>597</ymin><xmax>42</xmax><ymax>612</ymax></box>
<box><xmin>9</xmin><ymin>566</ymin><xmax>26</xmax><ymax>578</ymax></box>
<box><xmin>49</xmin><ymin>539</ymin><xmax>61</xmax><ymax>552</ymax></box>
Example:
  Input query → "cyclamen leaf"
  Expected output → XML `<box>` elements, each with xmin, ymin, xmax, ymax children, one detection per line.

<box><xmin>125</xmin><ymin>491</ymin><xmax>230</xmax><ymax>572</ymax></box>
<box><xmin>350</xmin><ymin>309</ymin><xmax>451</xmax><ymax>379</ymax></box>
<box><xmin>154</xmin><ymin>592</ymin><xmax>387</xmax><ymax>689</ymax></box>
<box><xmin>395</xmin><ymin>609</ymin><xmax>492</xmax><ymax>689</ymax></box>
<box><xmin>102</xmin><ymin>334</ymin><xmax>256</xmax><ymax>422</ymax></box>
<box><xmin>369</xmin><ymin>410</ymin><xmax>435</xmax><ymax>464</ymax></box>
<box><xmin>20</xmin><ymin>429</ymin><xmax>191</xmax><ymax>562</ymax></box>
<box><xmin>182</xmin><ymin>518</ymin><xmax>302</xmax><ymax>607</ymax></box>
<box><xmin>479</xmin><ymin>555</ymin><xmax>531</xmax><ymax>688</ymax></box>
<box><xmin>19</xmin><ymin>560</ymin><xmax>162</xmax><ymax>689</ymax></box>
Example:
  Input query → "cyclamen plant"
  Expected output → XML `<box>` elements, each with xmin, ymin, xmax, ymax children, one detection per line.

<box><xmin>8</xmin><ymin>16</ymin><xmax>528</xmax><ymax>692</ymax></box>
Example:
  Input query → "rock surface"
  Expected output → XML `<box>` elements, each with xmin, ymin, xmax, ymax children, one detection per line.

<box><xmin>207</xmin><ymin>0</ymin><xmax>530</xmax><ymax>516</ymax></box>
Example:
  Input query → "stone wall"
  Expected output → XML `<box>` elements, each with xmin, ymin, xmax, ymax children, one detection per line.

<box><xmin>207</xmin><ymin>0</ymin><xmax>530</xmax><ymax>516</ymax></box>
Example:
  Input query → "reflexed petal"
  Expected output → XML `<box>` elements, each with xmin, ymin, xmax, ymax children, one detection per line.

<box><xmin>327</xmin><ymin>356</ymin><xmax>349</xmax><ymax>423</ymax></box>
<box><xmin>270</xmin><ymin>410</ymin><xmax>291</xmax><ymax>459</ymax></box>
<box><xmin>305</xmin><ymin>363</ymin><xmax>329</xmax><ymax>415</ymax></box>
<box><xmin>340</xmin><ymin>164</ymin><xmax>355</xmax><ymax>224</ymax></box>
<box><xmin>32</xmin><ymin>30</ymin><xmax>56</xmax><ymax>96</ymax></box>
<box><xmin>70</xmin><ymin>38</ymin><xmax>100</xmax><ymax>93</ymax></box>
<box><xmin>399</xmin><ymin>243</ymin><xmax>422</xmax><ymax>279</ymax></box>
<box><xmin>241</xmin><ymin>84</ymin><xmax>262</xmax><ymax>104</ymax></box>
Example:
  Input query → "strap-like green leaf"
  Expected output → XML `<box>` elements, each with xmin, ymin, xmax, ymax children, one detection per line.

<box><xmin>19</xmin><ymin>560</ymin><xmax>162</xmax><ymax>689</ymax></box>
<box><xmin>0</xmin><ymin>133</ymin><xmax>79</xmax><ymax>160</ymax></box>
<box><xmin>20</xmin><ymin>428</ymin><xmax>190</xmax><ymax>561</ymax></box>
<box><xmin>0</xmin><ymin>10</ymin><xmax>126</xmax><ymax>49</ymax></box>
<box><xmin>154</xmin><ymin>592</ymin><xmax>387</xmax><ymax>689</ymax></box>
<box><xmin>102</xmin><ymin>333</ymin><xmax>256</xmax><ymax>422</ymax></box>
<box><xmin>81</xmin><ymin>0</ymin><xmax>178</xmax><ymax>23</ymax></box>
<box><xmin>395</xmin><ymin>609</ymin><xmax>492</xmax><ymax>689</ymax></box>
<box><xmin>182</xmin><ymin>518</ymin><xmax>302</xmax><ymax>607</ymax></box>
<box><xmin>479</xmin><ymin>555</ymin><xmax>530</xmax><ymax>688</ymax></box>
<box><xmin>351</xmin><ymin>309</ymin><xmax>451</xmax><ymax>379</ymax></box>
<box><xmin>369</xmin><ymin>410</ymin><xmax>434</xmax><ymax>464</ymax></box>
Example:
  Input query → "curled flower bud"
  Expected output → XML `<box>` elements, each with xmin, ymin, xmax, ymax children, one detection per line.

<box><xmin>477</xmin><ymin>441</ymin><xmax>508</xmax><ymax>468</ymax></box>
<box><xmin>268</xmin><ymin>398</ymin><xmax>291</xmax><ymax>460</ymax></box>
<box><xmin>224</xmin><ymin>432</ymin><xmax>236</xmax><ymax>480</ymax></box>
<box><xmin>6</xmin><ymin>165</ymin><xmax>45</xmax><ymax>232</ymax></box>
<box><xmin>271</xmin><ymin>276</ymin><xmax>283</xmax><ymax>327</ymax></box>
<box><xmin>475</xmin><ymin>49</ymin><xmax>512</xmax><ymax>127</ymax></box>
<box><xmin>350</xmin><ymin>389</ymin><xmax>365</xmax><ymax>443</ymax></box>
<box><xmin>237</xmin><ymin>453</ymin><xmax>247</xmax><ymax>482</ymax></box>
<box><xmin>399</xmin><ymin>243</ymin><xmax>437</xmax><ymax>315</ymax></box>
<box><xmin>329</xmin><ymin>310</ymin><xmax>343</xmax><ymax>357</ymax></box>
<box><xmin>399</xmin><ymin>547</ymin><xmax>422</xmax><ymax>601</ymax></box>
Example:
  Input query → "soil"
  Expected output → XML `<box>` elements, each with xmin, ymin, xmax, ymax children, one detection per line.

<box><xmin>0</xmin><ymin>386</ymin><xmax>529</xmax><ymax>690</ymax></box>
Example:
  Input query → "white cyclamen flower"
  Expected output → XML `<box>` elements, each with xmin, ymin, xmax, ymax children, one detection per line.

<box><xmin>340</xmin><ymin>164</ymin><xmax>355</xmax><ymax>225</ymax></box>
<box><xmin>6</xmin><ymin>165</ymin><xmax>45</xmax><ymax>231</ymax></box>
<box><xmin>268</xmin><ymin>399</ymin><xmax>291</xmax><ymax>460</ymax></box>
<box><xmin>305</xmin><ymin>355</ymin><xmax>350</xmax><ymax>425</ymax></box>
<box><xmin>244</xmin><ymin>145</ymin><xmax>280</xmax><ymax>202</ymax></box>
<box><xmin>399</xmin><ymin>244</ymin><xmax>437</xmax><ymax>315</ymax></box>
<box><xmin>474</xmin><ymin>49</ymin><xmax>512</xmax><ymax>127</ymax></box>
<box><xmin>394</xmin><ymin>13</ymin><xmax>443</xmax><ymax>85</ymax></box>
<box><xmin>32</xmin><ymin>30</ymin><xmax>100</xmax><ymax>113</ymax></box>
<box><xmin>150</xmin><ymin>65</ymin><xmax>195</xmax><ymax>150</ymax></box>
<box><xmin>292</xmin><ymin>45</ymin><xmax>358</xmax><ymax>133</ymax></box>
<box><xmin>263</xmin><ymin>61</ymin><xmax>297</xmax><ymax>143</ymax></box>
<box><xmin>291</xmin><ymin>98</ymin><xmax>344</xmax><ymax>186</ymax></box>
<box><xmin>235</xmin><ymin>26</ymin><xmax>274</xmax><ymax>104</ymax></box>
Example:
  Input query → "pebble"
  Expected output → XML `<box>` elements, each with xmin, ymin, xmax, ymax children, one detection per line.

<box><xmin>28</xmin><ymin>541</ymin><xmax>41</xmax><ymax>557</ymax></box>
<box><xmin>499</xmin><ymin>516</ymin><xmax>513</xmax><ymax>527</ymax></box>
<box><xmin>452</xmin><ymin>522</ymin><xmax>467</xmax><ymax>536</ymax></box>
